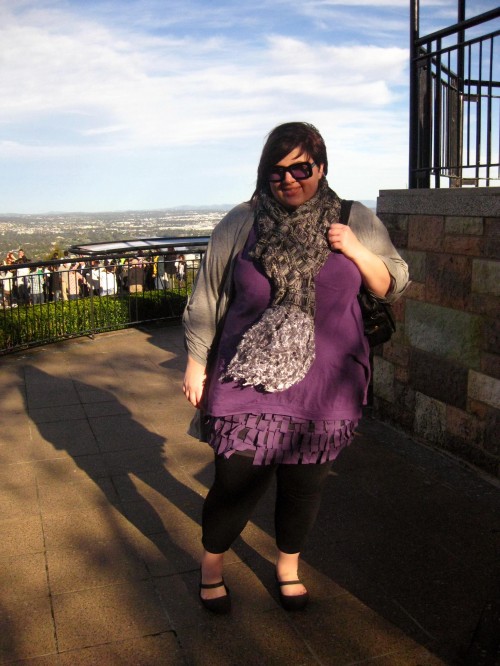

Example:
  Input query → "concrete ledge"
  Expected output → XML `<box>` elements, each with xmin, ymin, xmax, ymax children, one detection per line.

<box><xmin>377</xmin><ymin>187</ymin><xmax>500</xmax><ymax>217</ymax></box>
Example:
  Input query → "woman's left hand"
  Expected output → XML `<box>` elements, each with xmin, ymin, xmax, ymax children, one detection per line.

<box><xmin>327</xmin><ymin>222</ymin><xmax>363</xmax><ymax>260</ymax></box>
<box><xmin>327</xmin><ymin>222</ymin><xmax>391</xmax><ymax>297</ymax></box>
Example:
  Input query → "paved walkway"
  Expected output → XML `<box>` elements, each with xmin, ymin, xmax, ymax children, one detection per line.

<box><xmin>1</xmin><ymin>325</ymin><xmax>499</xmax><ymax>666</ymax></box>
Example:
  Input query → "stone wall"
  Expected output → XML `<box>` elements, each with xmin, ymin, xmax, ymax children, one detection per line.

<box><xmin>374</xmin><ymin>188</ymin><xmax>500</xmax><ymax>478</ymax></box>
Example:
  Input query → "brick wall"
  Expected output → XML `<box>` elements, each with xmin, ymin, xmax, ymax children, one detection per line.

<box><xmin>374</xmin><ymin>188</ymin><xmax>500</xmax><ymax>479</ymax></box>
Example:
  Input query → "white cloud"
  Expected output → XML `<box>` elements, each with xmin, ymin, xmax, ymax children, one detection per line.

<box><xmin>0</xmin><ymin>6</ymin><xmax>408</xmax><ymax>157</ymax></box>
<box><xmin>300</xmin><ymin>0</ymin><xmax>445</xmax><ymax>6</ymax></box>
<box><xmin>0</xmin><ymin>1</ymin><xmax>416</xmax><ymax>209</ymax></box>
<box><xmin>265</xmin><ymin>36</ymin><xmax>407</xmax><ymax>84</ymax></box>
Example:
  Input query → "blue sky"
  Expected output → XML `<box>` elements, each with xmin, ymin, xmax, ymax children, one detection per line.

<box><xmin>0</xmin><ymin>0</ymin><xmax>497</xmax><ymax>213</ymax></box>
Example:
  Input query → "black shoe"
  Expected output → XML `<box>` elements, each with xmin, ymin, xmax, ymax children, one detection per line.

<box><xmin>276</xmin><ymin>578</ymin><xmax>309</xmax><ymax>612</ymax></box>
<box><xmin>199</xmin><ymin>579</ymin><xmax>231</xmax><ymax>614</ymax></box>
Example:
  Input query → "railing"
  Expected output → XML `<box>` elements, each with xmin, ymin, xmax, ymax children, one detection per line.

<box><xmin>409</xmin><ymin>3</ymin><xmax>500</xmax><ymax>188</ymax></box>
<box><xmin>0</xmin><ymin>245</ymin><xmax>206</xmax><ymax>355</ymax></box>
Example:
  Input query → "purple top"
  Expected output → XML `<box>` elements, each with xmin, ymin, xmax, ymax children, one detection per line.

<box><xmin>206</xmin><ymin>226</ymin><xmax>370</xmax><ymax>421</ymax></box>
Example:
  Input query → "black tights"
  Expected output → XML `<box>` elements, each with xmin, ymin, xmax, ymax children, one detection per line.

<box><xmin>202</xmin><ymin>454</ymin><xmax>333</xmax><ymax>555</ymax></box>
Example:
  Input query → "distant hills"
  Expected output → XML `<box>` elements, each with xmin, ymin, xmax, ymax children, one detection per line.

<box><xmin>0</xmin><ymin>204</ymin><xmax>236</xmax><ymax>217</ymax></box>
<box><xmin>361</xmin><ymin>200</ymin><xmax>377</xmax><ymax>210</ymax></box>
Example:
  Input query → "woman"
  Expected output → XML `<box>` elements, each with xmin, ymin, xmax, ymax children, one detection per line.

<box><xmin>100</xmin><ymin>263</ymin><xmax>118</xmax><ymax>296</ymax></box>
<box><xmin>29</xmin><ymin>265</ymin><xmax>49</xmax><ymax>305</ymax></box>
<box><xmin>1</xmin><ymin>252</ymin><xmax>17</xmax><ymax>308</ymax></box>
<box><xmin>127</xmin><ymin>257</ymin><xmax>145</xmax><ymax>293</ymax></box>
<box><xmin>175</xmin><ymin>254</ymin><xmax>186</xmax><ymax>287</ymax></box>
<box><xmin>183</xmin><ymin>122</ymin><xmax>408</xmax><ymax>614</ymax></box>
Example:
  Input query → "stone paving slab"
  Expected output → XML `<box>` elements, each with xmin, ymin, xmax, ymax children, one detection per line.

<box><xmin>0</xmin><ymin>325</ymin><xmax>499</xmax><ymax>665</ymax></box>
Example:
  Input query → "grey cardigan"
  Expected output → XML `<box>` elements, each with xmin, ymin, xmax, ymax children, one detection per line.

<box><xmin>183</xmin><ymin>200</ymin><xmax>408</xmax><ymax>367</ymax></box>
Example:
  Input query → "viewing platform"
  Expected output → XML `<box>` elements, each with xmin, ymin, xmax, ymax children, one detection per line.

<box><xmin>1</xmin><ymin>324</ymin><xmax>498</xmax><ymax>665</ymax></box>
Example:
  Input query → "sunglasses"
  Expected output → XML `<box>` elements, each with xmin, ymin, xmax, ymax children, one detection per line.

<box><xmin>268</xmin><ymin>161</ymin><xmax>317</xmax><ymax>183</ymax></box>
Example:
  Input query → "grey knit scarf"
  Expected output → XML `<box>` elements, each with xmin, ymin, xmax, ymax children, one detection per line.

<box><xmin>223</xmin><ymin>178</ymin><xmax>341</xmax><ymax>392</ymax></box>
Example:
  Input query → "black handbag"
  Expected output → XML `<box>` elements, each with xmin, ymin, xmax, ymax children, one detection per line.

<box><xmin>340</xmin><ymin>200</ymin><xmax>396</xmax><ymax>347</ymax></box>
<box><xmin>357</xmin><ymin>288</ymin><xmax>395</xmax><ymax>347</ymax></box>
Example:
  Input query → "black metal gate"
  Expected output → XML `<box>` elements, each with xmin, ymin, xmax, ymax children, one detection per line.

<box><xmin>409</xmin><ymin>1</ymin><xmax>500</xmax><ymax>188</ymax></box>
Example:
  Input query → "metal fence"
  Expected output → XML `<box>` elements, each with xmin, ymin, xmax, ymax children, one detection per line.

<box><xmin>0</xmin><ymin>248</ymin><xmax>204</xmax><ymax>355</ymax></box>
<box><xmin>409</xmin><ymin>3</ymin><xmax>500</xmax><ymax>188</ymax></box>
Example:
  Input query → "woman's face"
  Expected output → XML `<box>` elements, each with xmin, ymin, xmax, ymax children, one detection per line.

<box><xmin>269</xmin><ymin>149</ymin><xmax>324</xmax><ymax>210</ymax></box>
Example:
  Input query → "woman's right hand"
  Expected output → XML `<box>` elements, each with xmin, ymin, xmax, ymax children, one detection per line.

<box><xmin>183</xmin><ymin>356</ymin><xmax>207</xmax><ymax>408</ymax></box>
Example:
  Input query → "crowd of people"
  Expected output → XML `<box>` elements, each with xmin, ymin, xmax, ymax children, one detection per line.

<box><xmin>0</xmin><ymin>247</ymin><xmax>188</xmax><ymax>309</ymax></box>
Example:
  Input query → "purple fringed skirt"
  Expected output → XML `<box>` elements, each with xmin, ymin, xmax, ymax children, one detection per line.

<box><xmin>206</xmin><ymin>413</ymin><xmax>357</xmax><ymax>465</ymax></box>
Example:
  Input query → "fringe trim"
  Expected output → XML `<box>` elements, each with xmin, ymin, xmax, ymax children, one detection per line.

<box><xmin>207</xmin><ymin>413</ymin><xmax>357</xmax><ymax>466</ymax></box>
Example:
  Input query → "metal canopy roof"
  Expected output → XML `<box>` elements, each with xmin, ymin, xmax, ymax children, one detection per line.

<box><xmin>69</xmin><ymin>235</ymin><xmax>211</xmax><ymax>256</ymax></box>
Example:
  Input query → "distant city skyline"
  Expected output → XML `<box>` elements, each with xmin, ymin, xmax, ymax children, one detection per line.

<box><xmin>1</xmin><ymin>0</ymin><xmax>497</xmax><ymax>214</ymax></box>
<box><xmin>0</xmin><ymin>207</ymin><xmax>231</xmax><ymax>260</ymax></box>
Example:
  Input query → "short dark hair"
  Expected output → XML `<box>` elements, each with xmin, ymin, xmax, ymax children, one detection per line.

<box><xmin>252</xmin><ymin>122</ymin><xmax>328</xmax><ymax>200</ymax></box>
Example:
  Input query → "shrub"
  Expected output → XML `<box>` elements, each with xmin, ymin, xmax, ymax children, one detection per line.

<box><xmin>0</xmin><ymin>289</ymin><xmax>188</xmax><ymax>354</ymax></box>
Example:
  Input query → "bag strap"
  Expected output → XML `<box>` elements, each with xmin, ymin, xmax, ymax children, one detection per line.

<box><xmin>340</xmin><ymin>199</ymin><xmax>353</xmax><ymax>226</ymax></box>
